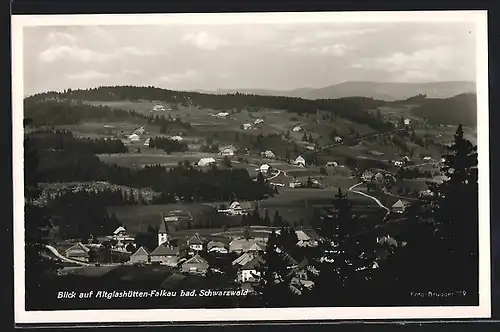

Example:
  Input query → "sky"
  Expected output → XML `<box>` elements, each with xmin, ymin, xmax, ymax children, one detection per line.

<box><xmin>23</xmin><ymin>21</ymin><xmax>477</xmax><ymax>96</ymax></box>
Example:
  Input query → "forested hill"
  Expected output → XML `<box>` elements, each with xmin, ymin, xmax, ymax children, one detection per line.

<box><xmin>409</xmin><ymin>93</ymin><xmax>477</xmax><ymax>126</ymax></box>
<box><xmin>25</xmin><ymin>86</ymin><xmax>393</xmax><ymax>132</ymax></box>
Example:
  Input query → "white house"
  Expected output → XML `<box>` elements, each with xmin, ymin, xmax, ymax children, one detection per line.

<box><xmin>198</xmin><ymin>157</ymin><xmax>216</xmax><ymax>167</ymax></box>
<box><xmin>128</xmin><ymin>134</ymin><xmax>140</xmax><ymax>141</ymax></box>
<box><xmin>262</xmin><ymin>150</ymin><xmax>276</xmax><ymax>159</ymax></box>
<box><xmin>220</xmin><ymin>148</ymin><xmax>235</xmax><ymax>156</ymax></box>
<box><xmin>216</xmin><ymin>112</ymin><xmax>229</xmax><ymax>118</ymax></box>
<box><xmin>393</xmin><ymin>161</ymin><xmax>404</xmax><ymax>167</ymax></box>
<box><xmin>404</xmin><ymin>118</ymin><xmax>411</xmax><ymax>125</ymax></box>
<box><xmin>242</xmin><ymin>123</ymin><xmax>252</xmax><ymax>130</ymax></box>
<box><xmin>294</xmin><ymin>156</ymin><xmax>306</xmax><ymax>167</ymax></box>
<box><xmin>152</xmin><ymin>105</ymin><xmax>166</xmax><ymax>112</ymax></box>
<box><xmin>289</xmin><ymin>180</ymin><xmax>302</xmax><ymax>188</ymax></box>
<box><xmin>333</xmin><ymin>136</ymin><xmax>343</xmax><ymax>143</ymax></box>
<box><xmin>326</xmin><ymin>161</ymin><xmax>338</xmax><ymax>167</ymax></box>
<box><xmin>187</xmin><ymin>233</ymin><xmax>205</xmax><ymax>252</ymax></box>
<box><xmin>144</xmin><ymin>138</ymin><xmax>151</xmax><ymax>147</ymax></box>
<box><xmin>239</xmin><ymin>256</ymin><xmax>264</xmax><ymax>283</ymax></box>
<box><xmin>423</xmin><ymin>156</ymin><xmax>432</xmax><ymax>161</ymax></box>
<box><xmin>170</xmin><ymin>135</ymin><xmax>183</xmax><ymax>141</ymax></box>
<box><xmin>254</xmin><ymin>119</ymin><xmax>265</xmax><ymax>125</ymax></box>
<box><xmin>259</xmin><ymin>164</ymin><xmax>270</xmax><ymax>173</ymax></box>
<box><xmin>392</xmin><ymin>200</ymin><xmax>410</xmax><ymax>214</ymax></box>
<box><xmin>292</xmin><ymin>126</ymin><xmax>302</xmax><ymax>132</ymax></box>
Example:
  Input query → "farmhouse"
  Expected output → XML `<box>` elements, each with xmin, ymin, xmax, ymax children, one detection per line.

<box><xmin>207</xmin><ymin>241</ymin><xmax>228</xmax><ymax>254</ymax></box>
<box><xmin>229</xmin><ymin>201</ymin><xmax>253</xmax><ymax>214</ymax></box>
<box><xmin>392</xmin><ymin>199</ymin><xmax>410</xmax><ymax>214</ymax></box>
<box><xmin>144</xmin><ymin>138</ymin><xmax>151</xmax><ymax>147</ymax></box>
<box><xmin>242</xmin><ymin>123</ymin><xmax>252</xmax><ymax>130</ymax></box>
<box><xmin>422</xmin><ymin>156</ymin><xmax>432</xmax><ymax>161</ymax></box>
<box><xmin>133</xmin><ymin>126</ymin><xmax>145</xmax><ymax>135</ymax></box>
<box><xmin>232</xmin><ymin>252</ymin><xmax>256</xmax><ymax>267</ymax></box>
<box><xmin>259</xmin><ymin>164</ymin><xmax>271</xmax><ymax>173</ymax></box>
<box><xmin>130</xmin><ymin>246</ymin><xmax>150</xmax><ymax>264</ymax></box>
<box><xmin>113</xmin><ymin>226</ymin><xmax>126</xmax><ymax>236</ymax></box>
<box><xmin>292</xmin><ymin>126</ymin><xmax>302</xmax><ymax>132</ymax></box>
<box><xmin>294</xmin><ymin>156</ymin><xmax>306</xmax><ymax>167</ymax></box>
<box><xmin>220</xmin><ymin>147</ymin><xmax>235</xmax><ymax>156</ymax></box>
<box><xmin>216</xmin><ymin>112</ymin><xmax>229</xmax><ymax>118</ymax></box>
<box><xmin>170</xmin><ymin>135</ymin><xmax>183</xmax><ymax>141</ymax></box>
<box><xmin>197</xmin><ymin>157</ymin><xmax>216</xmax><ymax>167</ymax></box>
<box><xmin>333</xmin><ymin>136</ymin><xmax>343</xmax><ymax>143</ymax></box>
<box><xmin>326</xmin><ymin>161</ymin><xmax>338</xmax><ymax>167</ymax></box>
<box><xmin>295</xmin><ymin>230</ymin><xmax>318</xmax><ymax>247</ymax></box>
<box><xmin>152</xmin><ymin>105</ymin><xmax>166</xmax><ymax>112</ymax></box>
<box><xmin>229</xmin><ymin>239</ymin><xmax>266</xmax><ymax>254</ymax></box>
<box><xmin>418</xmin><ymin>189</ymin><xmax>435</xmax><ymax>198</ymax></box>
<box><xmin>65</xmin><ymin>242</ymin><xmax>90</xmax><ymax>262</ymax></box>
<box><xmin>181</xmin><ymin>254</ymin><xmax>209</xmax><ymax>274</ymax></box>
<box><xmin>289</xmin><ymin>180</ymin><xmax>302</xmax><ymax>188</ymax></box>
<box><xmin>254</xmin><ymin>119</ymin><xmax>265</xmax><ymax>125</ymax></box>
<box><xmin>128</xmin><ymin>134</ymin><xmax>140</xmax><ymax>141</ymax></box>
<box><xmin>187</xmin><ymin>233</ymin><xmax>205</xmax><ymax>253</ymax></box>
<box><xmin>374</xmin><ymin>172</ymin><xmax>384</xmax><ymax>183</ymax></box>
<box><xmin>149</xmin><ymin>244</ymin><xmax>179</xmax><ymax>266</ymax></box>
<box><xmin>404</xmin><ymin>118</ymin><xmax>411</xmax><ymax>125</ymax></box>
<box><xmin>238</xmin><ymin>256</ymin><xmax>264</xmax><ymax>283</ymax></box>
<box><xmin>393</xmin><ymin>161</ymin><xmax>404</xmax><ymax>167</ymax></box>
<box><xmin>262</xmin><ymin>150</ymin><xmax>276</xmax><ymax>159</ymax></box>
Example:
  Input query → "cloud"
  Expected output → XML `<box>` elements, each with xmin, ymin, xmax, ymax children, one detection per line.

<box><xmin>67</xmin><ymin>70</ymin><xmax>111</xmax><ymax>80</ymax></box>
<box><xmin>38</xmin><ymin>45</ymin><xmax>160</xmax><ymax>63</ymax></box>
<box><xmin>46</xmin><ymin>31</ymin><xmax>77</xmax><ymax>45</ymax></box>
<box><xmin>313</xmin><ymin>28</ymin><xmax>380</xmax><ymax>39</ymax></box>
<box><xmin>352</xmin><ymin>46</ymin><xmax>453</xmax><ymax>73</ymax></box>
<box><xmin>182</xmin><ymin>31</ymin><xmax>226</xmax><ymax>50</ymax></box>
<box><xmin>158</xmin><ymin>70</ymin><xmax>199</xmax><ymax>84</ymax></box>
<box><xmin>311</xmin><ymin>44</ymin><xmax>347</xmax><ymax>56</ymax></box>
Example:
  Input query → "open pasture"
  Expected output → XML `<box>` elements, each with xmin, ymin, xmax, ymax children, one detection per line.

<box><xmin>98</xmin><ymin>151</ymin><xmax>224</xmax><ymax>168</ymax></box>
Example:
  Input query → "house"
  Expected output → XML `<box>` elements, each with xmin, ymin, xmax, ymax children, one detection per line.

<box><xmin>229</xmin><ymin>239</ymin><xmax>266</xmax><ymax>254</ymax></box>
<box><xmin>392</xmin><ymin>199</ymin><xmax>410</xmax><ymax>214</ymax></box>
<box><xmin>113</xmin><ymin>226</ymin><xmax>127</xmax><ymax>236</ymax></box>
<box><xmin>187</xmin><ymin>233</ymin><xmax>205</xmax><ymax>253</ymax></box>
<box><xmin>170</xmin><ymin>135</ymin><xmax>183</xmax><ymax>141</ymax></box>
<box><xmin>254</xmin><ymin>119</ymin><xmax>265</xmax><ymax>125</ymax></box>
<box><xmin>197</xmin><ymin>157</ymin><xmax>216</xmax><ymax>167</ymax></box>
<box><xmin>259</xmin><ymin>164</ymin><xmax>270</xmax><ymax>173</ymax></box>
<box><xmin>374</xmin><ymin>172</ymin><xmax>384</xmax><ymax>183</ymax></box>
<box><xmin>149</xmin><ymin>244</ymin><xmax>179</xmax><ymax>266</ymax></box>
<box><xmin>229</xmin><ymin>201</ymin><xmax>253</xmax><ymax>213</ymax></box>
<box><xmin>238</xmin><ymin>256</ymin><xmax>265</xmax><ymax>283</ymax></box>
<box><xmin>361</xmin><ymin>170</ymin><xmax>374</xmax><ymax>182</ymax></box>
<box><xmin>333</xmin><ymin>136</ymin><xmax>343</xmax><ymax>143</ymax></box>
<box><xmin>220</xmin><ymin>147</ymin><xmax>235</xmax><ymax>156</ymax></box>
<box><xmin>403</xmin><ymin>118</ymin><xmax>411</xmax><ymax>125</ymax></box>
<box><xmin>152</xmin><ymin>105</ymin><xmax>166</xmax><ymax>112</ymax></box>
<box><xmin>65</xmin><ymin>242</ymin><xmax>90</xmax><ymax>262</ymax></box>
<box><xmin>292</xmin><ymin>126</ymin><xmax>302</xmax><ymax>132</ymax></box>
<box><xmin>393</xmin><ymin>161</ymin><xmax>404</xmax><ymax>167</ymax></box>
<box><xmin>289</xmin><ymin>180</ymin><xmax>302</xmax><ymax>188</ymax></box>
<box><xmin>130</xmin><ymin>246</ymin><xmax>150</xmax><ymax>264</ymax></box>
<box><xmin>242</xmin><ymin>123</ymin><xmax>252</xmax><ymax>130</ymax></box>
<box><xmin>440</xmin><ymin>157</ymin><xmax>446</xmax><ymax>163</ymax></box>
<box><xmin>232</xmin><ymin>252</ymin><xmax>257</xmax><ymax>267</ymax></box>
<box><xmin>181</xmin><ymin>254</ymin><xmax>209</xmax><ymax>274</ymax></box>
<box><xmin>133</xmin><ymin>126</ymin><xmax>145</xmax><ymax>135</ymax></box>
<box><xmin>418</xmin><ymin>189</ymin><xmax>435</xmax><ymax>198</ymax></box>
<box><xmin>294</xmin><ymin>156</ymin><xmax>306</xmax><ymax>167</ymax></box>
<box><xmin>216</xmin><ymin>112</ymin><xmax>229</xmax><ymax>118</ymax></box>
<box><xmin>403</xmin><ymin>156</ymin><xmax>411</xmax><ymax>162</ymax></box>
<box><xmin>207</xmin><ymin>241</ymin><xmax>228</xmax><ymax>254</ymax></box>
<box><xmin>326</xmin><ymin>161</ymin><xmax>338</xmax><ymax>167</ymax></box>
<box><xmin>423</xmin><ymin>156</ymin><xmax>432</xmax><ymax>161</ymax></box>
<box><xmin>128</xmin><ymin>134</ymin><xmax>140</xmax><ymax>141</ymax></box>
<box><xmin>262</xmin><ymin>150</ymin><xmax>276</xmax><ymax>159</ymax></box>
<box><xmin>144</xmin><ymin>138</ymin><xmax>151</xmax><ymax>147</ymax></box>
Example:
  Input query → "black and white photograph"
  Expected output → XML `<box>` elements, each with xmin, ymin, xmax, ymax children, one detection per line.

<box><xmin>13</xmin><ymin>11</ymin><xmax>491</xmax><ymax>324</ymax></box>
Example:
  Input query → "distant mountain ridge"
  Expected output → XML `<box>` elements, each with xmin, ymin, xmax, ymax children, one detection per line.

<box><xmin>196</xmin><ymin>81</ymin><xmax>476</xmax><ymax>101</ymax></box>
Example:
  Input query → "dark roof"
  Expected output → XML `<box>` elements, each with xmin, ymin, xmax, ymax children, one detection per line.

<box><xmin>158</xmin><ymin>216</ymin><xmax>169</xmax><ymax>233</ymax></box>
<box><xmin>242</xmin><ymin>256</ymin><xmax>265</xmax><ymax>270</ymax></box>
<box><xmin>150</xmin><ymin>244</ymin><xmax>179</xmax><ymax>256</ymax></box>
<box><xmin>187</xmin><ymin>233</ymin><xmax>204</xmax><ymax>245</ymax></box>
<box><xmin>183</xmin><ymin>254</ymin><xmax>208</xmax><ymax>265</ymax></box>
<box><xmin>132</xmin><ymin>246</ymin><xmax>149</xmax><ymax>257</ymax></box>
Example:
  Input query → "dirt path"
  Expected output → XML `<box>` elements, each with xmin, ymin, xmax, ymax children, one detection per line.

<box><xmin>348</xmin><ymin>182</ymin><xmax>391</xmax><ymax>219</ymax></box>
<box><xmin>45</xmin><ymin>245</ymin><xmax>90</xmax><ymax>266</ymax></box>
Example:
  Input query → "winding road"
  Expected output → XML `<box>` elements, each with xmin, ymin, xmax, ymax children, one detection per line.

<box><xmin>348</xmin><ymin>182</ymin><xmax>391</xmax><ymax>220</ymax></box>
<box><xmin>45</xmin><ymin>244</ymin><xmax>90</xmax><ymax>266</ymax></box>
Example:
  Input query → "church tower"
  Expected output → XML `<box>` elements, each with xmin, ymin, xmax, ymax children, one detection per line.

<box><xmin>158</xmin><ymin>213</ymin><xmax>170</xmax><ymax>246</ymax></box>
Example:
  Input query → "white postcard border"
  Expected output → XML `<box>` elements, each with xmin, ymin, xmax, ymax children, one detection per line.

<box><xmin>12</xmin><ymin>11</ymin><xmax>491</xmax><ymax>324</ymax></box>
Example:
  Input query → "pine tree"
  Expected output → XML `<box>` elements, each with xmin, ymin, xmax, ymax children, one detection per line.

<box><xmin>272</xmin><ymin>210</ymin><xmax>283</xmax><ymax>227</ymax></box>
<box><xmin>310</xmin><ymin>188</ymin><xmax>378</xmax><ymax>306</ymax></box>
<box><xmin>427</xmin><ymin>124</ymin><xmax>479</xmax><ymax>291</ymax></box>
<box><xmin>264</xmin><ymin>209</ymin><xmax>271</xmax><ymax>225</ymax></box>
